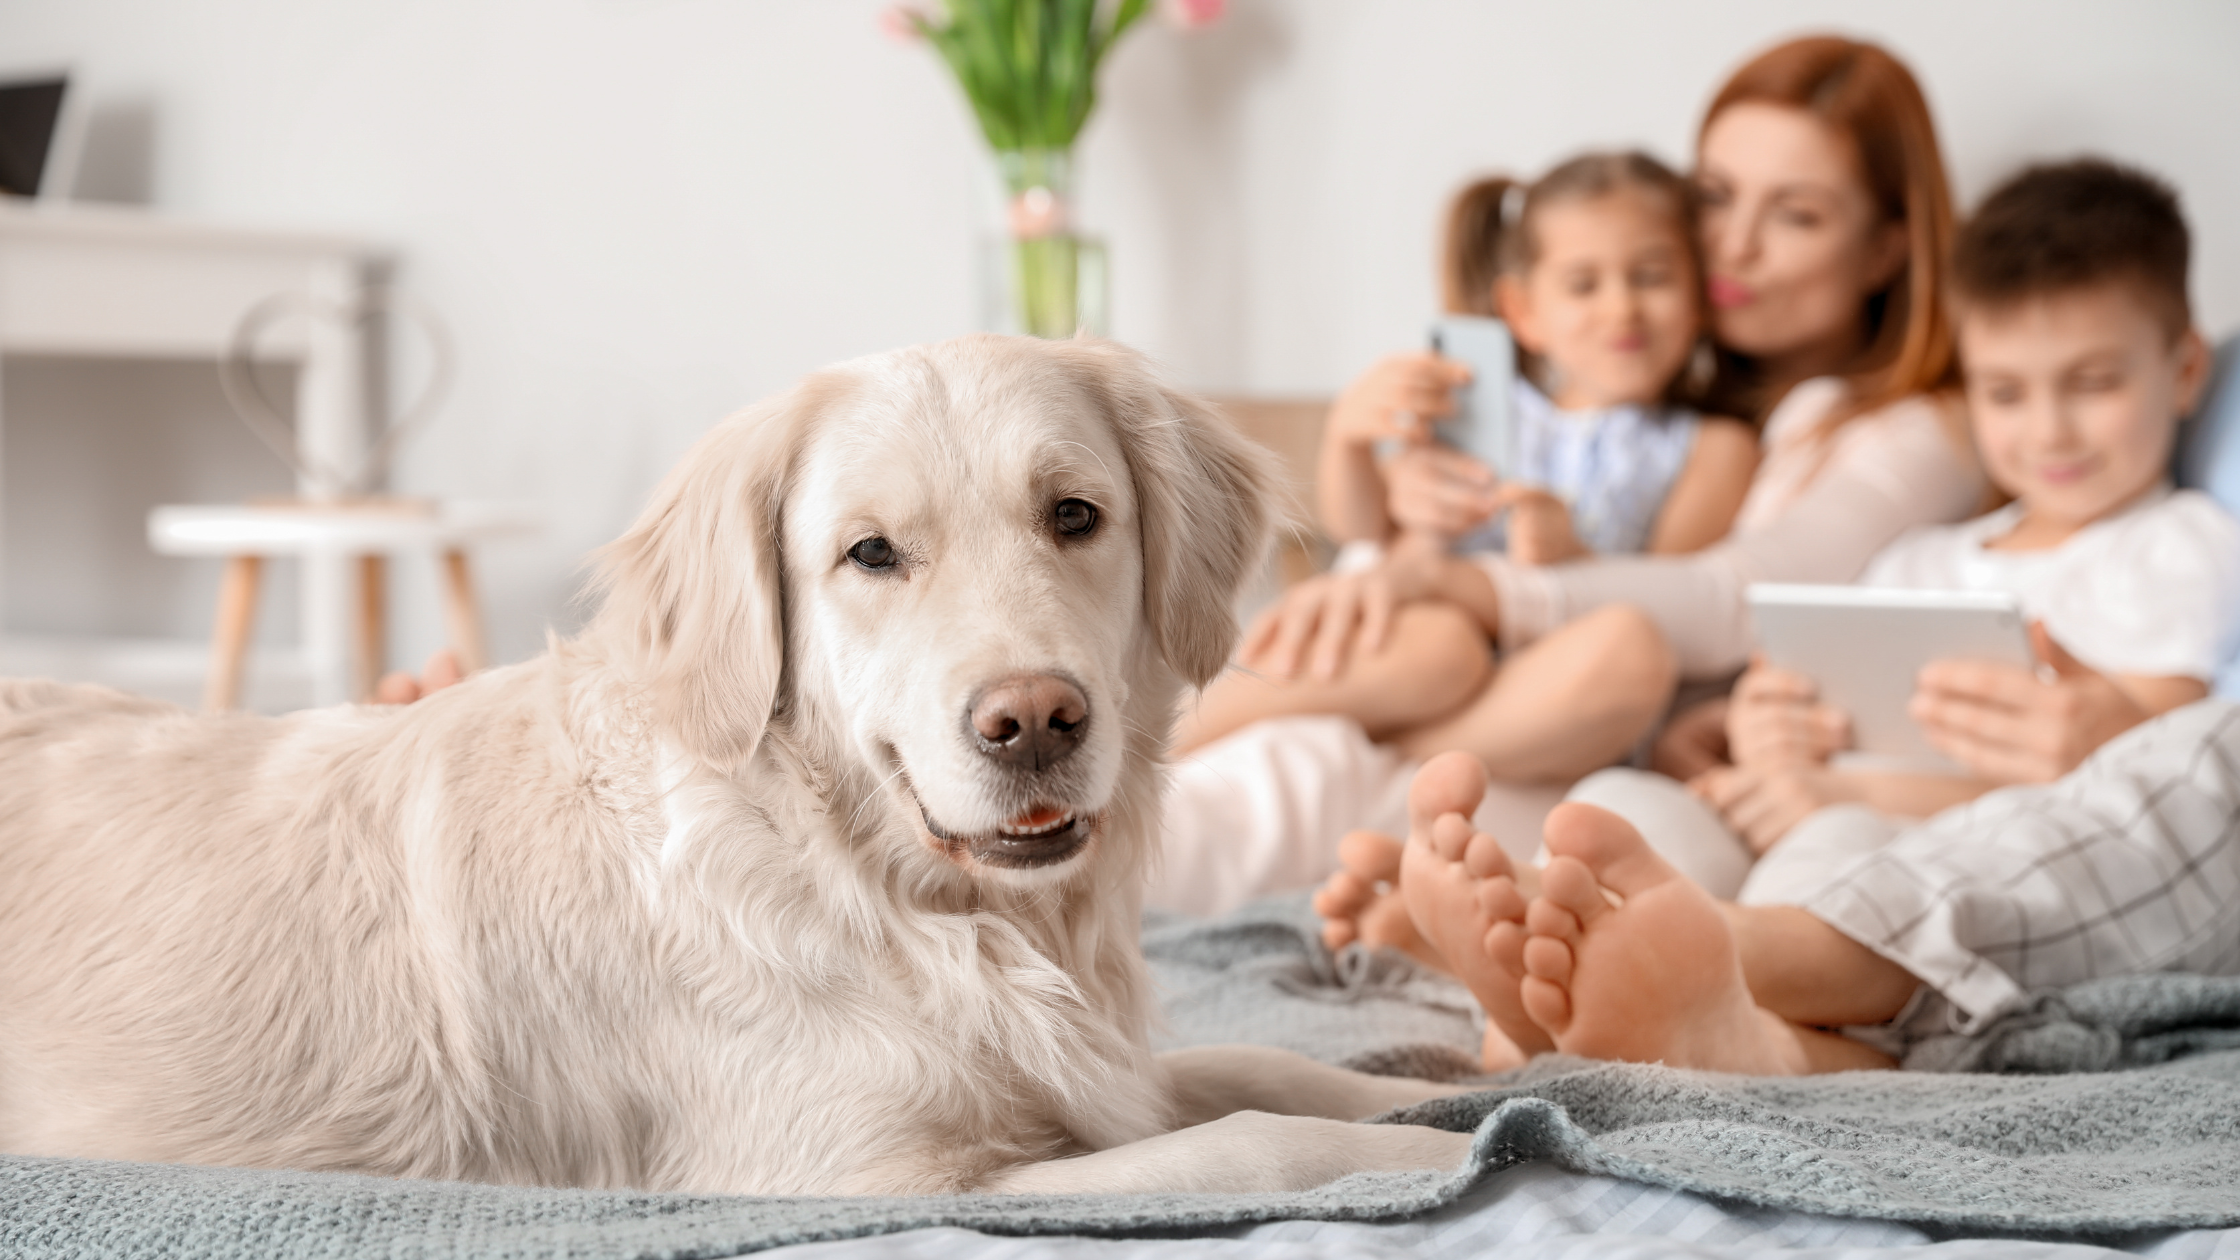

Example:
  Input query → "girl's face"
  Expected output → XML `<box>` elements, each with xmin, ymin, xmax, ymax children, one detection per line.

<box><xmin>1496</xmin><ymin>190</ymin><xmax>1701</xmax><ymax>411</ymax></box>
<box><xmin>1694</xmin><ymin>102</ymin><xmax>1907</xmax><ymax>373</ymax></box>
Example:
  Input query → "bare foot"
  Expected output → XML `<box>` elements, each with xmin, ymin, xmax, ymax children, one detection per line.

<box><xmin>1312</xmin><ymin>830</ymin><xmax>1446</xmax><ymax>972</ymax></box>
<box><xmin>373</xmin><ymin>648</ymin><xmax>467</xmax><ymax>705</ymax></box>
<box><xmin>1392</xmin><ymin>751</ymin><xmax>1551</xmax><ymax>1071</ymax></box>
<box><xmin>1518</xmin><ymin>802</ymin><xmax>1808</xmax><ymax>1074</ymax></box>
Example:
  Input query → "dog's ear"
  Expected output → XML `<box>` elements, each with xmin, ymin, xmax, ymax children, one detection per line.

<box><xmin>590</xmin><ymin>386</ymin><xmax>817</xmax><ymax>769</ymax></box>
<box><xmin>1052</xmin><ymin>340</ymin><xmax>1280</xmax><ymax>687</ymax></box>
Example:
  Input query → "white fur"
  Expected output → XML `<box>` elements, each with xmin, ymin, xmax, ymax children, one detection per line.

<box><xmin>0</xmin><ymin>335</ymin><xmax>1470</xmax><ymax>1195</ymax></box>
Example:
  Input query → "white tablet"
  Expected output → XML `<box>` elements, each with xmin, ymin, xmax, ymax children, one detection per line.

<box><xmin>1746</xmin><ymin>584</ymin><xmax>2036</xmax><ymax>774</ymax></box>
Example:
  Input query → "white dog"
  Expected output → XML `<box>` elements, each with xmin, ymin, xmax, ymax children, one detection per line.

<box><xmin>0</xmin><ymin>335</ymin><xmax>1471</xmax><ymax>1196</ymax></box>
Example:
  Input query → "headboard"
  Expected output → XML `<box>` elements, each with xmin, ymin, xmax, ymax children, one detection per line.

<box><xmin>2176</xmin><ymin>332</ymin><xmax>2240</xmax><ymax>697</ymax></box>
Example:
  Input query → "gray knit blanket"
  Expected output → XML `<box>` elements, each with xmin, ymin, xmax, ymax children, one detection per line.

<box><xmin>7</xmin><ymin>893</ymin><xmax>2240</xmax><ymax>1259</ymax></box>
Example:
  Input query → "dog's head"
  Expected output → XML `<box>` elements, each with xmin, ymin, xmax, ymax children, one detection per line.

<box><xmin>591</xmin><ymin>335</ymin><xmax>1275</xmax><ymax>885</ymax></box>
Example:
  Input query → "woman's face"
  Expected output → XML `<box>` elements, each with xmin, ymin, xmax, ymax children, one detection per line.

<box><xmin>1694</xmin><ymin>102</ymin><xmax>1906</xmax><ymax>370</ymax></box>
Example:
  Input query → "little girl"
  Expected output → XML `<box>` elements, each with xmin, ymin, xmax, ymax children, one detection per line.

<box><xmin>1175</xmin><ymin>151</ymin><xmax>1757</xmax><ymax>775</ymax></box>
<box><xmin>1317</xmin><ymin>152</ymin><xmax>1758</xmax><ymax>576</ymax></box>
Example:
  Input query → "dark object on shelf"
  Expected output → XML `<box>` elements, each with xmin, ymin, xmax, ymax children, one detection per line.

<box><xmin>0</xmin><ymin>75</ymin><xmax>68</xmax><ymax>197</ymax></box>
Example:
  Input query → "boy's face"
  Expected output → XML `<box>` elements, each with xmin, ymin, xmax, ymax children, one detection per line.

<box><xmin>1959</xmin><ymin>283</ymin><xmax>2209</xmax><ymax>533</ymax></box>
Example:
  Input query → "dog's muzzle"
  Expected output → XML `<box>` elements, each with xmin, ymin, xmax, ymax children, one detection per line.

<box><xmin>917</xmin><ymin>799</ymin><xmax>1096</xmax><ymax>869</ymax></box>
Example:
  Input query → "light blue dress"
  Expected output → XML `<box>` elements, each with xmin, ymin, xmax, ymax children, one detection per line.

<box><xmin>1457</xmin><ymin>379</ymin><xmax>1701</xmax><ymax>556</ymax></box>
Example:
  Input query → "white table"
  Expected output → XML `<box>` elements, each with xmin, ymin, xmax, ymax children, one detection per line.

<box><xmin>147</xmin><ymin>500</ymin><xmax>538</xmax><ymax>708</ymax></box>
<box><xmin>0</xmin><ymin>200</ymin><xmax>390</xmax><ymax>707</ymax></box>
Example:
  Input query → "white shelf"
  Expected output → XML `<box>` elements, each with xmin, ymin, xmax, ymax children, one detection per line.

<box><xmin>0</xmin><ymin>202</ymin><xmax>389</xmax><ymax>707</ymax></box>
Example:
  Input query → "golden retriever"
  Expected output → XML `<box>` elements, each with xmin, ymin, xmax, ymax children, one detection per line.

<box><xmin>0</xmin><ymin>335</ymin><xmax>1470</xmax><ymax>1196</ymax></box>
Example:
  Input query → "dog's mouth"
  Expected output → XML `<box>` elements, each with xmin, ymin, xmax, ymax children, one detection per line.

<box><xmin>912</xmin><ymin>793</ymin><xmax>1097</xmax><ymax>870</ymax></box>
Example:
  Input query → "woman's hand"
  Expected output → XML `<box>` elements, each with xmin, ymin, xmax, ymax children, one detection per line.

<box><xmin>1726</xmin><ymin>660</ymin><xmax>1850</xmax><ymax>770</ymax></box>
<box><xmin>1909</xmin><ymin>624</ymin><xmax>2156</xmax><ymax>785</ymax></box>
<box><xmin>1326</xmin><ymin>353</ymin><xmax>1471</xmax><ymax>450</ymax></box>
<box><xmin>1384</xmin><ymin>444</ymin><xmax>1501</xmax><ymax>538</ymax></box>
<box><xmin>1492</xmin><ymin>485</ymin><xmax>1588</xmax><ymax>566</ymax></box>
<box><xmin>1690</xmin><ymin>764</ymin><xmax>1862</xmax><ymax>854</ymax></box>
<box><xmin>1238</xmin><ymin>571</ymin><xmax>1400</xmax><ymax>682</ymax></box>
<box><xmin>1236</xmin><ymin>539</ymin><xmax>1451</xmax><ymax>682</ymax></box>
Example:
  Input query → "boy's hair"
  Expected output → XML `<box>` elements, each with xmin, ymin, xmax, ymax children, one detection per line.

<box><xmin>1951</xmin><ymin>157</ymin><xmax>2192</xmax><ymax>341</ymax></box>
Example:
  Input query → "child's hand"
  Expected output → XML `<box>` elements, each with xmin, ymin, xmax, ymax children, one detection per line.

<box><xmin>1384</xmin><ymin>445</ymin><xmax>1501</xmax><ymax>537</ymax></box>
<box><xmin>1651</xmin><ymin>698</ymin><xmax>1732</xmax><ymax>780</ymax></box>
<box><xmin>1326</xmin><ymin>353</ymin><xmax>1471</xmax><ymax>450</ymax></box>
<box><xmin>1726</xmin><ymin>660</ymin><xmax>1850</xmax><ymax>770</ymax></box>
<box><xmin>1690</xmin><ymin>765</ymin><xmax>1862</xmax><ymax>854</ymax></box>
<box><xmin>1910</xmin><ymin>623</ymin><xmax>2152</xmax><ymax>784</ymax></box>
<box><xmin>1493</xmin><ymin>485</ymin><xmax>1588</xmax><ymax>566</ymax></box>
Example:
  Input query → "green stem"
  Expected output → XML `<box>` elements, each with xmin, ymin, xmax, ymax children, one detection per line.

<box><xmin>998</xmin><ymin>147</ymin><xmax>1079</xmax><ymax>339</ymax></box>
<box><xmin>1013</xmin><ymin>235</ymin><xmax>1081</xmax><ymax>339</ymax></box>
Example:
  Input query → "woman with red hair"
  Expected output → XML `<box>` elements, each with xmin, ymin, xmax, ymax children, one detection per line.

<box><xmin>1160</xmin><ymin>37</ymin><xmax>1989</xmax><ymax>917</ymax></box>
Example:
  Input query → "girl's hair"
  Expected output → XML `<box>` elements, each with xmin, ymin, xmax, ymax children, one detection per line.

<box><xmin>1442</xmin><ymin>150</ymin><xmax>1708</xmax><ymax>404</ymax></box>
<box><xmin>1697</xmin><ymin>36</ymin><xmax>1960</xmax><ymax>423</ymax></box>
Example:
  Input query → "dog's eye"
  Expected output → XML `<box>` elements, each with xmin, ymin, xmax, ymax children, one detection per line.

<box><xmin>1053</xmin><ymin>498</ymin><xmax>1098</xmax><ymax>538</ymax></box>
<box><xmin>848</xmin><ymin>536</ymin><xmax>896</xmax><ymax>570</ymax></box>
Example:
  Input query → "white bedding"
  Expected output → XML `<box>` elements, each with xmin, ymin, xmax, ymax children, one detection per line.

<box><xmin>778</xmin><ymin>1164</ymin><xmax>2240</xmax><ymax>1260</ymax></box>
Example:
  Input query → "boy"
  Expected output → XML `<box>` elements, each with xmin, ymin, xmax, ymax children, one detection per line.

<box><xmin>1348</xmin><ymin>158</ymin><xmax>2240</xmax><ymax>1072</ymax></box>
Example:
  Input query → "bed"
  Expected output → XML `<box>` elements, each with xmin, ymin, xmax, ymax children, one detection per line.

<box><xmin>10</xmin><ymin>340</ymin><xmax>2240</xmax><ymax>1260</ymax></box>
<box><xmin>9</xmin><ymin>893</ymin><xmax>2240</xmax><ymax>1260</ymax></box>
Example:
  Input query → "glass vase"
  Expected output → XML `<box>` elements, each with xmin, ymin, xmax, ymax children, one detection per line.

<box><xmin>985</xmin><ymin>148</ymin><xmax>1108</xmax><ymax>339</ymax></box>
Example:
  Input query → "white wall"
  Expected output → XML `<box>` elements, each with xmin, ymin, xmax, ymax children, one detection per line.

<box><xmin>4</xmin><ymin>0</ymin><xmax>2236</xmax><ymax>668</ymax></box>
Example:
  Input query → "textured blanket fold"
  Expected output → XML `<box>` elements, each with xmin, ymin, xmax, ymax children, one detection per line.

<box><xmin>7</xmin><ymin>892</ymin><xmax>2240</xmax><ymax>1259</ymax></box>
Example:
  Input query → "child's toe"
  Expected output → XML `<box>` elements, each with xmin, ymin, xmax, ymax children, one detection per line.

<box><xmin>1335</xmin><ymin>829</ymin><xmax>1403</xmax><ymax>883</ymax></box>
<box><xmin>1522</xmin><ymin>934</ymin><xmax>1574</xmax><ymax>985</ymax></box>
<box><xmin>1461</xmin><ymin>831</ymin><xmax>1512</xmax><ymax>878</ymax></box>
<box><xmin>1520</xmin><ymin>975</ymin><xmax>1572</xmax><ymax>1034</ymax></box>
<box><xmin>1486</xmin><ymin>919</ymin><xmax>1528</xmax><ymax>972</ymax></box>
<box><xmin>1429</xmin><ymin>812</ymin><xmax>1473</xmax><ymax>862</ymax></box>
<box><xmin>1539</xmin><ymin>855</ymin><xmax>1614</xmax><ymax>926</ymax></box>
<box><xmin>1475</xmin><ymin>875</ymin><xmax>1526</xmax><ymax>922</ymax></box>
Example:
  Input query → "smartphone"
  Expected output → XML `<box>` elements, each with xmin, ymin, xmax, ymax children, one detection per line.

<box><xmin>1427</xmin><ymin>315</ymin><xmax>1517</xmax><ymax>475</ymax></box>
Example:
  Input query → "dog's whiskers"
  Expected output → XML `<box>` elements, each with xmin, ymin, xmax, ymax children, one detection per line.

<box><xmin>841</xmin><ymin>764</ymin><xmax>911</xmax><ymax>839</ymax></box>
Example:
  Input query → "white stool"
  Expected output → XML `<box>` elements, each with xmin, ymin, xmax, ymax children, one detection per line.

<box><xmin>148</xmin><ymin>499</ymin><xmax>538</xmax><ymax>710</ymax></box>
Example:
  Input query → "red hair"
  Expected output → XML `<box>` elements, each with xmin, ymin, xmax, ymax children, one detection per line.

<box><xmin>1700</xmin><ymin>37</ymin><xmax>1960</xmax><ymax>422</ymax></box>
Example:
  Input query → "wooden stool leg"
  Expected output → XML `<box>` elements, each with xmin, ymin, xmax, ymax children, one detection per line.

<box><xmin>354</xmin><ymin>554</ymin><xmax>387</xmax><ymax>703</ymax></box>
<box><xmin>439</xmin><ymin>548</ymin><xmax>488</xmax><ymax>675</ymax></box>
<box><xmin>205</xmin><ymin>554</ymin><xmax>263</xmax><ymax>712</ymax></box>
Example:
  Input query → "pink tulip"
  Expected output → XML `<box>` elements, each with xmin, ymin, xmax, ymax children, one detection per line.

<box><xmin>1007</xmin><ymin>186</ymin><xmax>1068</xmax><ymax>240</ymax></box>
<box><xmin>1160</xmin><ymin>0</ymin><xmax>1224</xmax><ymax>29</ymax></box>
<box><xmin>877</xmin><ymin>4</ymin><xmax>928</xmax><ymax>43</ymax></box>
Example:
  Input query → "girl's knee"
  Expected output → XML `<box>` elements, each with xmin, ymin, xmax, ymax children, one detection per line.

<box><xmin>1388</xmin><ymin>601</ymin><xmax>1494</xmax><ymax>688</ymax></box>
<box><xmin>1575</xmin><ymin>605</ymin><xmax>1677</xmax><ymax>696</ymax></box>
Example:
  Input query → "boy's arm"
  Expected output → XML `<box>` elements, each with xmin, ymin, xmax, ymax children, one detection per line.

<box><xmin>1838</xmin><ymin>770</ymin><xmax>1997</xmax><ymax>819</ymax></box>
<box><xmin>1913</xmin><ymin>624</ymin><xmax>2206</xmax><ymax>785</ymax></box>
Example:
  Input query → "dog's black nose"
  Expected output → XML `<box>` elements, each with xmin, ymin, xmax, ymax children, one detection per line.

<box><xmin>967</xmin><ymin>675</ymin><xmax>1088</xmax><ymax>772</ymax></box>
